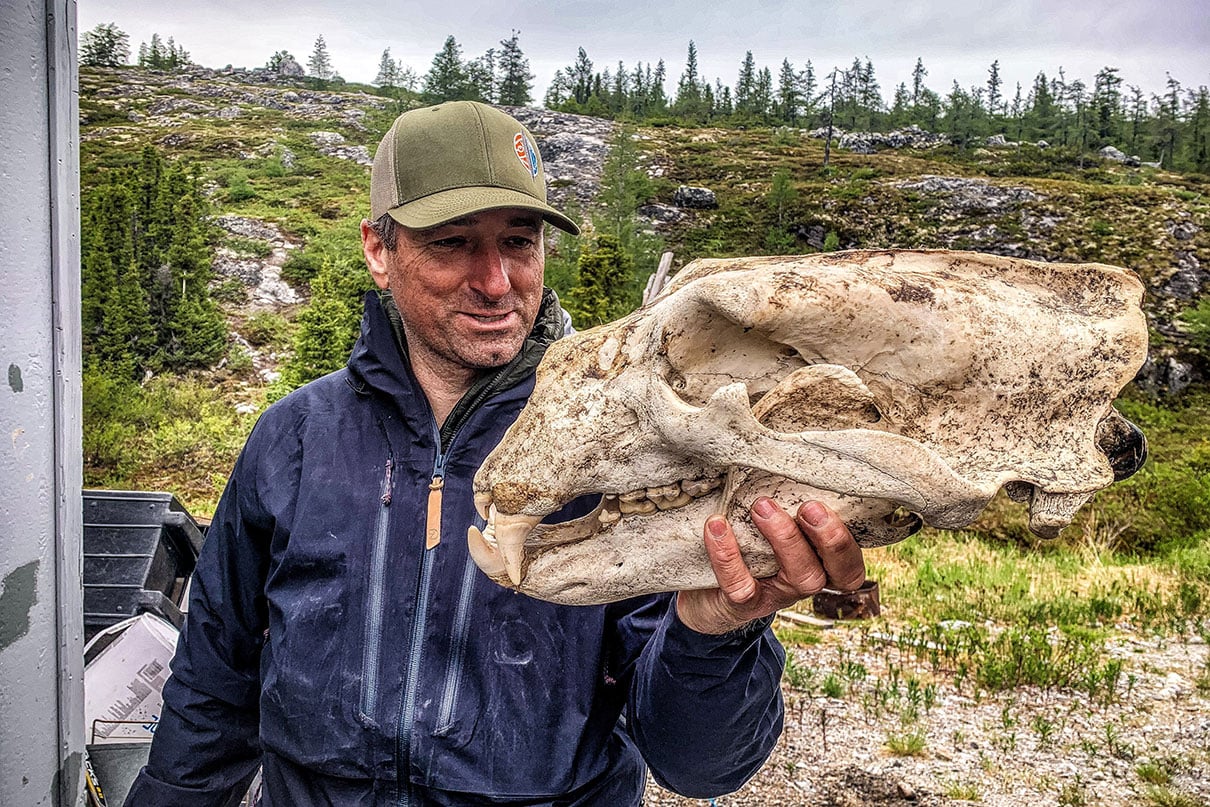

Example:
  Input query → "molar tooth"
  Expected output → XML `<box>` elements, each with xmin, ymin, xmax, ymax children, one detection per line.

<box><xmin>618</xmin><ymin>499</ymin><xmax>657</xmax><ymax>515</ymax></box>
<box><xmin>648</xmin><ymin>483</ymin><xmax>680</xmax><ymax>499</ymax></box>
<box><xmin>682</xmin><ymin>477</ymin><xmax>722</xmax><ymax>497</ymax></box>
<box><xmin>655</xmin><ymin>491</ymin><xmax>694</xmax><ymax>510</ymax></box>
<box><xmin>619</xmin><ymin>489</ymin><xmax>647</xmax><ymax>502</ymax></box>
<box><xmin>598</xmin><ymin>509</ymin><xmax>621</xmax><ymax>525</ymax></box>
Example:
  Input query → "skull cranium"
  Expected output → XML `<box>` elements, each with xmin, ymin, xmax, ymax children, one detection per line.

<box><xmin>469</xmin><ymin>250</ymin><xmax>1149</xmax><ymax>605</ymax></box>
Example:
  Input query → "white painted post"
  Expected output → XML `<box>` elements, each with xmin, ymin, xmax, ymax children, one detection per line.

<box><xmin>0</xmin><ymin>1</ymin><xmax>85</xmax><ymax>804</ymax></box>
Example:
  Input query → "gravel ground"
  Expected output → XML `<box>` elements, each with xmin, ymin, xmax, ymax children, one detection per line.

<box><xmin>646</xmin><ymin>624</ymin><xmax>1210</xmax><ymax>807</ymax></box>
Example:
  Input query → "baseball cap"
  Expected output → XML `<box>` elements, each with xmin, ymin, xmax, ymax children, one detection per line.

<box><xmin>370</xmin><ymin>101</ymin><xmax>580</xmax><ymax>235</ymax></box>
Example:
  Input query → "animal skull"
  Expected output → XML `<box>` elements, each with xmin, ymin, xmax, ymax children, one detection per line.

<box><xmin>469</xmin><ymin>250</ymin><xmax>1149</xmax><ymax>605</ymax></box>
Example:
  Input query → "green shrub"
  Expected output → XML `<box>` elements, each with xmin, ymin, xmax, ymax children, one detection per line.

<box><xmin>242</xmin><ymin>311</ymin><xmax>291</xmax><ymax>348</ymax></box>
<box><xmin>226</xmin><ymin>173</ymin><xmax>257</xmax><ymax>202</ymax></box>
<box><xmin>1177</xmin><ymin>298</ymin><xmax>1210</xmax><ymax>353</ymax></box>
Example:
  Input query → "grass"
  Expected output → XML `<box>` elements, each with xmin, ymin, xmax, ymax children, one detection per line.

<box><xmin>82</xmin><ymin>370</ymin><xmax>263</xmax><ymax>515</ymax></box>
<box><xmin>1141</xmin><ymin>787</ymin><xmax>1205</xmax><ymax>807</ymax></box>
<box><xmin>942</xmin><ymin>779</ymin><xmax>981</xmax><ymax>801</ymax></box>
<box><xmin>884</xmin><ymin>725</ymin><xmax>928</xmax><ymax>757</ymax></box>
<box><xmin>1135</xmin><ymin>760</ymin><xmax>1174</xmax><ymax>786</ymax></box>
<box><xmin>1198</xmin><ymin>657</ymin><xmax>1210</xmax><ymax>694</ymax></box>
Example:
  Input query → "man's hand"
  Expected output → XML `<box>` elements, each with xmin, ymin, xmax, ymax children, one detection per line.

<box><xmin>675</xmin><ymin>498</ymin><xmax>866</xmax><ymax>635</ymax></box>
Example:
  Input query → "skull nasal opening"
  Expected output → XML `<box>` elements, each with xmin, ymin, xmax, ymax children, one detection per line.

<box><xmin>1095</xmin><ymin>409</ymin><xmax>1148</xmax><ymax>481</ymax></box>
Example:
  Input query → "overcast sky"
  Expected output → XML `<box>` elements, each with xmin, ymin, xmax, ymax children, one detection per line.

<box><xmin>80</xmin><ymin>1</ymin><xmax>1208</xmax><ymax>104</ymax></box>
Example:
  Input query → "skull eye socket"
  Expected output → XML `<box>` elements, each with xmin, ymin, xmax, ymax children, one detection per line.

<box><xmin>660</xmin><ymin>316</ymin><xmax>809</xmax><ymax>409</ymax></box>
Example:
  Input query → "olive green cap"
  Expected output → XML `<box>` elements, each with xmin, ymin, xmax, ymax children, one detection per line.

<box><xmin>370</xmin><ymin>101</ymin><xmax>579</xmax><ymax>235</ymax></box>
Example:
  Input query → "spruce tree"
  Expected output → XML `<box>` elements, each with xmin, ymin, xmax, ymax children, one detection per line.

<box><xmin>569</xmin><ymin>48</ymin><xmax>595</xmax><ymax>105</ymax></box>
<box><xmin>776</xmin><ymin>59</ymin><xmax>801</xmax><ymax>124</ymax></box>
<box><xmin>466</xmin><ymin>49</ymin><xmax>496</xmax><ymax>103</ymax></box>
<box><xmin>80</xmin><ymin>23</ymin><xmax>130</xmax><ymax>67</ymax></box>
<box><xmin>307</xmin><ymin>35</ymin><xmax>335</xmax><ymax>86</ymax></box>
<box><xmin>422</xmin><ymin>36</ymin><xmax>471</xmax><ymax>103</ymax></box>
<box><xmin>96</xmin><ymin>259</ymin><xmax>157</xmax><ymax>378</ymax></box>
<box><xmin>276</xmin><ymin>257</ymin><xmax>372</xmax><ymax>393</ymax></box>
<box><xmin>735</xmin><ymin>52</ymin><xmax>757</xmax><ymax>118</ymax></box>
<box><xmin>674</xmin><ymin>41</ymin><xmax>704</xmax><ymax>121</ymax></box>
<box><xmin>566</xmin><ymin>235</ymin><xmax>633</xmax><ymax>327</ymax></box>
<box><xmin>496</xmin><ymin>30</ymin><xmax>534</xmax><ymax>106</ymax></box>
<box><xmin>160</xmin><ymin>193</ymin><xmax>226</xmax><ymax>369</ymax></box>
<box><xmin>987</xmin><ymin>59</ymin><xmax>1003</xmax><ymax>118</ymax></box>
<box><xmin>1092</xmin><ymin>66</ymin><xmax>1123</xmax><ymax>145</ymax></box>
<box><xmin>374</xmin><ymin>48</ymin><xmax>399</xmax><ymax>89</ymax></box>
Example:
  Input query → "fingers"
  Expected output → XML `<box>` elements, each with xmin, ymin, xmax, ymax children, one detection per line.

<box><xmin>796</xmin><ymin>501</ymin><xmax>866</xmax><ymax>592</ymax></box>
<box><xmin>702</xmin><ymin>515</ymin><xmax>760</xmax><ymax>606</ymax></box>
<box><xmin>749</xmin><ymin>498</ymin><xmax>827</xmax><ymax>594</ymax></box>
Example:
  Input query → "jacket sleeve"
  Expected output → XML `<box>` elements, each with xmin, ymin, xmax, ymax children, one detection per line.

<box><xmin>123</xmin><ymin>420</ymin><xmax>280</xmax><ymax>807</ymax></box>
<box><xmin>612</xmin><ymin>597</ymin><xmax>786</xmax><ymax>798</ymax></box>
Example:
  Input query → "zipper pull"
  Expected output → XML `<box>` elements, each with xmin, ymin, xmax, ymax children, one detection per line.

<box><xmin>425</xmin><ymin>475</ymin><xmax>444</xmax><ymax>549</ymax></box>
<box><xmin>381</xmin><ymin>459</ymin><xmax>393</xmax><ymax>506</ymax></box>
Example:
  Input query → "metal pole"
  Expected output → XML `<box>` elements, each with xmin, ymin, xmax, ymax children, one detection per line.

<box><xmin>0</xmin><ymin>1</ymin><xmax>85</xmax><ymax>805</ymax></box>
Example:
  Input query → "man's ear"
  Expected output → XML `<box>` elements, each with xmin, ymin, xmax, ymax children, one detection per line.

<box><xmin>361</xmin><ymin>219</ymin><xmax>391</xmax><ymax>290</ymax></box>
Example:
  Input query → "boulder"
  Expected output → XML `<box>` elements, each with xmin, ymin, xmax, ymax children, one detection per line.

<box><xmin>636</xmin><ymin>204</ymin><xmax>685</xmax><ymax>226</ymax></box>
<box><xmin>1136</xmin><ymin>355</ymin><xmax>1197</xmax><ymax>397</ymax></box>
<box><xmin>1162</xmin><ymin>251</ymin><xmax>1207</xmax><ymax>300</ymax></box>
<box><xmin>673</xmin><ymin>185</ymin><xmax>718</xmax><ymax>209</ymax></box>
<box><xmin>275</xmin><ymin>55</ymin><xmax>305</xmax><ymax>78</ymax></box>
<box><xmin>1100</xmin><ymin>145</ymin><xmax>1129</xmax><ymax>163</ymax></box>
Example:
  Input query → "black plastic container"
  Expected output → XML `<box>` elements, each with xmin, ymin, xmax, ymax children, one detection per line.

<box><xmin>83</xmin><ymin>490</ymin><xmax>205</xmax><ymax>642</ymax></box>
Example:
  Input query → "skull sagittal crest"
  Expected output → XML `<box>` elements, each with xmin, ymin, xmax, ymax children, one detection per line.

<box><xmin>469</xmin><ymin>250</ymin><xmax>1149</xmax><ymax>605</ymax></box>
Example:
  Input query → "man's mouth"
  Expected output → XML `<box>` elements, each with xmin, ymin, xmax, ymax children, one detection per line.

<box><xmin>463</xmin><ymin>311</ymin><xmax>515</xmax><ymax>325</ymax></box>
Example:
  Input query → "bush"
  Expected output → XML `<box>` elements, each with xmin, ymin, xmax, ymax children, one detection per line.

<box><xmin>242</xmin><ymin>311</ymin><xmax>291</xmax><ymax>348</ymax></box>
<box><xmin>1177</xmin><ymin>298</ymin><xmax>1210</xmax><ymax>353</ymax></box>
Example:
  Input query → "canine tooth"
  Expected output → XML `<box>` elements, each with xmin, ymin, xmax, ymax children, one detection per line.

<box><xmin>598</xmin><ymin>508</ymin><xmax>621</xmax><ymax>525</ymax></box>
<box><xmin>619</xmin><ymin>489</ymin><xmax>647</xmax><ymax>502</ymax></box>
<box><xmin>618</xmin><ymin>499</ymin><xmax>657</xmax><ymax>515</ymax></box>
<box><xmin>655</xmin><ymin>492</ymin><xmax>694</xmax><ymax>510</ymax></box>
<box><xmin>494</xmin><ymin>513</ymin><xmax>542</xmax><ymax>586</ymax></box>
<box><xmin>467</xmin><ymin>526</ymin><xmax>506</xmax><ymax>578</ymax></box>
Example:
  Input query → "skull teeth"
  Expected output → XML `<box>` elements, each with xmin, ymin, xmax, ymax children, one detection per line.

<box><xmin>469</xmin><ymin>474</ymin><xmax>726</xmax><ymax>584</ymax></box>
<box><xmin>603</xmin><ymin>475</ymin><xmax>724</xmax><ymax>518</ymax></box>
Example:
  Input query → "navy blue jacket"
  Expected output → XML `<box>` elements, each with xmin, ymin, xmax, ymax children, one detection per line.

<box><xmin>126</xmin><ymin>292</ymin><xmax>786</xmax><ymax>806</ymax></box>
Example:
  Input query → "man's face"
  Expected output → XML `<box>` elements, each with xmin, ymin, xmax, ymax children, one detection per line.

<box><xmin>364</xmin><ymin>207</ymin><xmax>545</xmax><ymax>379</ymax></box>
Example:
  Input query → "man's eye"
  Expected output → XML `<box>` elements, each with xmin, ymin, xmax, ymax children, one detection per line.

<box><xmin>505</xmin><ymin>236</ymin><xmax>536</xmax><ymax>249</ymax></box>
<box><xmin>431</xmin><ymin>237</ymin><xmax>467</xmax><ymax>248</ymax></box>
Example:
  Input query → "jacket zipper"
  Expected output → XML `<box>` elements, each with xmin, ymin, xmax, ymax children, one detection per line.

<box><xmin>397</xmin><ymin>373</ymin><xmax>515</xmax><ymax>804</ymax></box>
<box><xmin>436</xmin><ymin>551</ymin><xmax>480</xmax><ymax>732</ymax></box>
<box><xmin>397</xmin><ymin>427</ymin><xmax>447</xmax><ymax>807</ymax></box>
<box><xmin>360</xmin><ymin>456</ymin><xmax>393</xmax><ymax>721</ymax></box>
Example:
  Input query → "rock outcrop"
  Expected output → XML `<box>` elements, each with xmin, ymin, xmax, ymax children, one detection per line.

<box><xmin>830</xmin><ymin>125</ymin><xmax>951</xmax><ymax>153</ymax></box>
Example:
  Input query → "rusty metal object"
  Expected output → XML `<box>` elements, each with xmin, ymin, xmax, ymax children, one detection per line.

<box><xmin>812</xmin><ymin>580</ymin><xmax>881</xmax><ymax>620</ymax></box>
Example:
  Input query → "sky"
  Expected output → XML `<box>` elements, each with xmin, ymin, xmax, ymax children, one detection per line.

<box><xmin>79</xmin><ymin>0</ymin><xmax>1209</xmax><ymax>105</ymax></box>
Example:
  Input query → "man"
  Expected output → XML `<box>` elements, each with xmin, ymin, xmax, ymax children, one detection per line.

<box><xmin>125</xmin><ymin>101</ymin><xmax>865</xmax><ymax>806</ymax></box>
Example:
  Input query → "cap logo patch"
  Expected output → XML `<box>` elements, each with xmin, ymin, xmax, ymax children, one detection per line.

<box><xmin>514</xmin><ymin>132</ymin><xmax>539</xmax><ymax>179</ymax></box>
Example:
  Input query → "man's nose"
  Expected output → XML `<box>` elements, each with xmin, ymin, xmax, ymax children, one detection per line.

<box><xmin>468</xmin><ymin>243</ymin><xmax>511</xmax><ymax>299</ymax></box>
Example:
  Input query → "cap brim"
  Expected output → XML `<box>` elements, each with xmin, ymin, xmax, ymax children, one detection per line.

<box><xmin>386</xmin><ymin>187</ymin><xmax>580</xmax><ymax>235</ymax></box>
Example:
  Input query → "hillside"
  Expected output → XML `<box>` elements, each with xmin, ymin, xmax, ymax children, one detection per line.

<box><xmin>77</xmin><ymin>66</ymin><xmax>1210</xmax><ymax>807</ymax></box>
